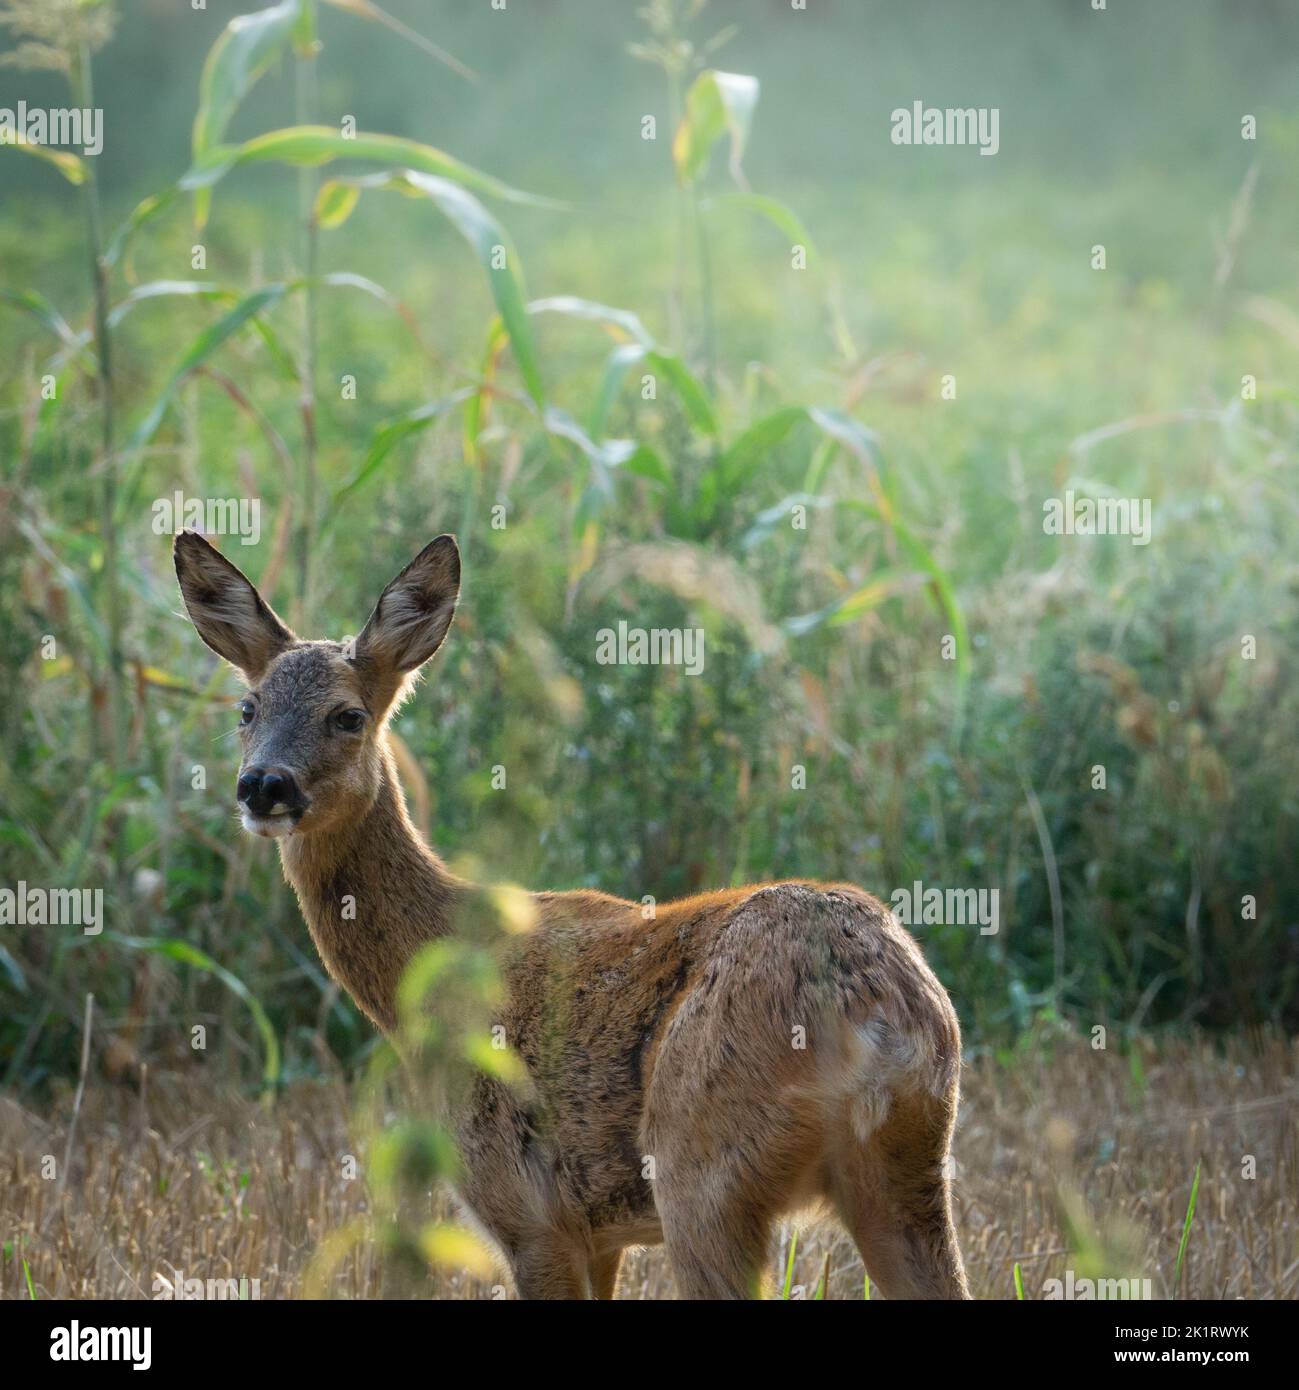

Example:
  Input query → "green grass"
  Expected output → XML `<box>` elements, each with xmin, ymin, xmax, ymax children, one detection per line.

<box><xmin>2</xmin><ymin>0</ymin><xmax>1298</xmax><ymax>1098</ymax></box>
<box><xmin>1175</xmin><ymin>1161</ymin><xmax>1203</xmax><ymax>1294</ymax></box>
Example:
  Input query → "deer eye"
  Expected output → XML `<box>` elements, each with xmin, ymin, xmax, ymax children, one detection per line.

<box><xmin>335</xmin><ymin>709</ymin><xmax>365</xmax><ymax>734</ymax></box>
<box><xmin>238</xmin><ymin>700</ymin><xmax>255</xmax><ymax>726</ymax></box>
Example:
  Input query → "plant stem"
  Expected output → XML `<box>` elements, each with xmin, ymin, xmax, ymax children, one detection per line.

<box><xmin>664</xmin><ymin>7</ymin><xmax>686</xmax><ymax>349</ymax></box>
<box><xmin>689</xmin><ymin>184</ymin><xmax>716</xmax><ymax>392</ymax></box>
<box><xmin>294</xmin><ymin>31</ymin><xmax>320</xmax><ymax>626</ymax></box>
<box><xmin>74</xmin><ymin>41</ymin><xmax>124</xmax><ymax>772</ymax></box>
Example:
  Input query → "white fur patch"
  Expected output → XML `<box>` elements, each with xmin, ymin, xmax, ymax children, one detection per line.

<box><xmin>846</xmin><ymin>1018</ymin><xmax>944</xmax><ymax>1143</ymax></box>
<box><xmin>240</xmin><ymin>808</ymin><xmax>296</xmax><ymax>839</ymax></box>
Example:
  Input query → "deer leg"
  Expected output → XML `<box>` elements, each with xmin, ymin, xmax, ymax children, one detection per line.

<box><xmin>832</xmin><ymin>1086</ymin><xmax>970</xmax><ymax>1300</ymax></box>
<box><xmin>656</xmin><ymin>1182</ymin><xmax>773</xmax><ymax>1299</ymax></box>
<box><xmin>510</xmin><ymin>1235</ymin><xmax>589</xmax><ymax>1300</ymax></box>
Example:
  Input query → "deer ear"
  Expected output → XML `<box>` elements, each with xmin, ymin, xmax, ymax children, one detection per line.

<box><xmin>173</xmin><ymin>531</ymin><xmax>295</xmax><ymax>682</ymax></box>
<box><xmin>354</xmin><ymin>535</ymin><xmax>460</xmax><ymax>702</ymax></box>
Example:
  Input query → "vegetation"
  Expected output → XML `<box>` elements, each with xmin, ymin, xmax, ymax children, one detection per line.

<box><xmin>1</xmin><ymin>0</ymin><xmax>1295</xmax><ymax>1299</ymax></box>
<box><xmin>4</xmin><ymin>1036</ymin><xmax>1293</xmax><ymax>1298</ymax></box>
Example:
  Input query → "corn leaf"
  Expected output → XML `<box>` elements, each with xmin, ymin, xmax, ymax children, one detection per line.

<box><xmin>182</xmin><ymin>125</ymin><xmax>560</xmax><ymax>212</ymax></box>
<box><xmin>0</xmin><ymin>130</ymin><xmax>86</xmax><ymax>184</ymax></box>
<box><xmin>673</xmin><ymin>70</ymin><xmax>759</xmax><ymax>187</ymax></box>
<box><xmin>190</xmin><ymin>1</ymin><xmax>305</xmax><ymax>226</ymax></box>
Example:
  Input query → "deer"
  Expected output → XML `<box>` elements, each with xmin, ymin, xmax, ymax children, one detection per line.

<box><xmin>173</xmin><ymin>529</ymin><xmax>970</xmax><ymax>1301</ymax></box>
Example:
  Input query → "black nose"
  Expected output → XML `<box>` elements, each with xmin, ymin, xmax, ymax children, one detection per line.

<box><xmin>237</xmin><ymin>766</ymin><xmax>300</xmax><ymax>816</ymax></box>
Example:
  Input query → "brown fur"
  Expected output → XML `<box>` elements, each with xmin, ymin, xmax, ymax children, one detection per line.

<box><xmin>174</xmin><ymin>530</ymin><xmax>970</xmax><ymax>1300</ymax></box>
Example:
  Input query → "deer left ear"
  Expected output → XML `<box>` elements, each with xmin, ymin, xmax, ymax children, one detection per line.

<box><xmin>354</xmin><ymin>535</ymin><xmax>460</xmax><ymax>698</ymax></box>
<box><xmin>174</xmin><ymin>530</ymin><xmax>295</xmax><ymax>681</ymax></box>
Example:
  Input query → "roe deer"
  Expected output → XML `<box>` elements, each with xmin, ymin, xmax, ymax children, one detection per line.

<box><xmin>174</xmin><ymin>529</ymin><xmax>970</xmax><ymax>1300</ymax></box>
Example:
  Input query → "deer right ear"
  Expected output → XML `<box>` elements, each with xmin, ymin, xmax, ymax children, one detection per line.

<box><xmin>173</xmin><ymin>531</ymin><xmax>295</xmax><ymax>682</ymax></box>
<box><xmin>353</xmin><ymin>535</ymin><xmax>460</xmax><ymax>708</ymax></box>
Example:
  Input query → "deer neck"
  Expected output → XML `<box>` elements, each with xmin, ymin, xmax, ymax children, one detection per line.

<box><xmin>278</xmin><ymin>738</ymin><xmax>461</xmax><ymax>1033</ymax></box>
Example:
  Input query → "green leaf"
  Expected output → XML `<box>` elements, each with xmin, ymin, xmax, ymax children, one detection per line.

<box><xmin>718</xmin><ymin>404</ymin><xmax>877</xmax><ymax>497</ymax></box>
<box><xmin>192</xmin><ymin>4</ymin><xmax>301</xmax><ymax>158</ymax></box>
<box><xmin>645</xmin><ymin>350</ymin><xmax>719</xmax><ymax>437</ymax></box>
<box><xmin>16</xmin><ymin>519</ymin><xmax>109</xmax><ymax>662</ymax></box>
<box><xmin>623</xmin><ymin>444</ymin><xmax>672</xmax><ymax>488</ymax></box>
<box><xmin>740</xmin><ymin>492</ymin><xmax>831</xmax><ymax>550</ymax></box>
<box><xmin>313</xmin><ymin>178</ymin><xmax>361</xmax><ymax>229</ymax></box>
<box><xmin>114</xmin><ymin>935</ymin><xmax>281</xmax><ymax>1097</ymax></box>
<box><xmin>464</xmin><ymin>315</ymin><xmax>509</xmax><ymax>466</ymax></box>
<box><xmin>702</xmin><ymin>191</ymin><xmax>817</xmax><ymax>259</ymax></box>
<box><xmin>320</xmin><ymin>0</ymin><xmax>478</xmax><ymax>83</ymax></box>
<box><xmin>527</xmin><ymin>297</ymin><xmax>715</xmax><ymax>438</ymax></box>
<box><xmin>805</xmin><ymin>406</ymin><xmax>878</xmax><ymax>464</ymax></box>
<box><xmin>0</xmin><ymin>943</ymin><xmax>27</xmax><ymax>994</ymax></box>
<box><xmin>544</xmin><ymin>405</ymin><xmax>635</xmax><ymax>468</ymax></box>
<box><xmin>190</xmin><ymin>1</ymin><xmax>304</xmax><ymax>226</ymax></box>
<box><xmin>124</xmin><ymin>283</ymin><xmax>290</xmax><ymax>452</ymax></box>
<box><xmin>673</xmin><ymin>70</ymin><xmax>759</xmax><ymax>187</ymax></box>
<box><xmin>1174</xmin><ymin>1160</ymin><xmax>1202</xmax><ymax>1292</ymax></box>
<box><xmin>528</xmin><ymin>295</ymin><xmax>653</xmax><ymax>347</ymax></box>
<box><xmin>329</xmin><ymin>388</ymin><xmax>476</xmax><ymax>518</ymax></box>
<box><xmin>887</xmin><ymin>514</ymin><xmax>969</xmax><ymax>689</ymax></box>
<box><xmin>182</xmin><ymin>125</ymin><xmax>559</xmax><ymax>211</ymax></box>
<box><xmin>349</xmin><ymin>169</ymin><xmax>546</xmax><ymax>406</ymax></box>
<box><xmin>781</xmin><ymin>1228</ymin><xmax>798</xmax><ymax>1299</ymax></box>
<box><xmin>123</xmin><ymin>271</ymin><xmax>411</xmax><ymax>458</ymax></box>
<box><xmin>107</xmin><ymin>281</ymin><xmax>238</xmax><ymax>329</ymax></box>
<box><xmin>0</xmin><ymin>288</ymin><xmax>80</xmax><ymax>351</ymax></box>
<box><xmin>842</xmin><ymin>499</ymin><xmax>969</xmax><ymax>688</ymax></box>
<box><xmin>780</xmin><ymin>499</ymin><xmax>968</xmax><ymax>691</ymax></box>
<box><xmin>589</xmin><ymin>342</ymin><xmax>646</xmax><ymax>436</ymax></box>
<box><xmin>590</xmin><ymin>342</ymin><xmax>719</xmax><ymax>439</ymax></box>
<box><xmin>104</xmin><ymin>187</ymin><xmax>181</xmax><ymax>270</ymax></box>
<box><xmin>0</xmin><ymin>130</ymin><xmax>86</xmax><ymax>184</ymax></box>
<box><xmin>717</xmin><ymin>404</ymin><xmax>807</xmax><ymax>490</ymax></box>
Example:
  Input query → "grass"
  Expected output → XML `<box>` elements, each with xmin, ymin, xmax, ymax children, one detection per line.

<box><xmin>3</xmin><ymin>1032</ymin><xmax>1293</xmax><ymax>1300</ymax></box>
<box><xmin>3</xmin><ymin>3</ymin><xmax>1299</xmax><ymax>1095</ymax></box>
<box><xmin>1176</xmin><ymin>1160</ymin><xmax>1203</xmax><ymax>1293</ymax></box>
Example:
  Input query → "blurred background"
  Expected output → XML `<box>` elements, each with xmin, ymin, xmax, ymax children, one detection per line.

<box><xmin>0</xmin><ymin>0</ymin><xmax>1296</xmax><ymax>1298</ymax></box>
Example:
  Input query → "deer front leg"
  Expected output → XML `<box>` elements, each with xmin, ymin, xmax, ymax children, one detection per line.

<box><xmin>588</xmin><ymin>1247</ymin><xmax>623</xmax><ymax>1300</ymax></box>
<box><xmin>510</xmin><ymin>1235</ymin><xmax>589</xmax><ymax>1299</ymax></box>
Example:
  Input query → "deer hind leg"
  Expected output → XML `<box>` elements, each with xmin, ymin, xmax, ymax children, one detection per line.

<box><xmin>832</xmin><ymin>1083</ymin><xmax>970</xmax><ymax>1300</ymax></box>
<box><xmin>646</xmin><ymin>1048</ymin><xmax>808</xmax><ymax>1298</ymax></box>
<box><xmin>646</xmin><ymin>1061</ymin><xmax>815</xmax><ymax>1298</ymax></box>
<box><xmin>655</xmin><ymin>1174</ymin><xmax>775</xmax><ymax>1299</ymax></box>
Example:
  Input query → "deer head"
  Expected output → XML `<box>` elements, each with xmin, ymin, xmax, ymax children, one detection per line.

<box><xmin>174</xmin><ymin>531</ymin><xmax>460</xmax><ymax>839</ymax></box>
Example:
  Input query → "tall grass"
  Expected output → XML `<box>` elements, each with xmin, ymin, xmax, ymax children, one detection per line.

<box><xmin>0</xmin><ymin>0</ymin><xmax>1296</xmax><ymax>1106</ymax></box>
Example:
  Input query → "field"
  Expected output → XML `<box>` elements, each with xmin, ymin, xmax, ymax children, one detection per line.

<box><xmin>1</xmin><ymin>0</ymin><xmax>1297</xmax><ymax>1300</ymax></box>
<box><xmin>4</xmin><ymin>1036</ymin><xmax>1295</xmax><ymax>1299</ymax></box>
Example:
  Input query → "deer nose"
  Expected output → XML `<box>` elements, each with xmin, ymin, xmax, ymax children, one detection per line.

<box><xmin>237</xmin><ymin>766</ymin><xmax>299</xmax><ymax>816</ymax></box>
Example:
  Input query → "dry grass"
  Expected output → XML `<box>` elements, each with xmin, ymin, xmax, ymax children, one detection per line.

<box><xmin>2</xmin><ymin>1032</ymin><xmax>1295</xmax><ymax>1300</ymax></box>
